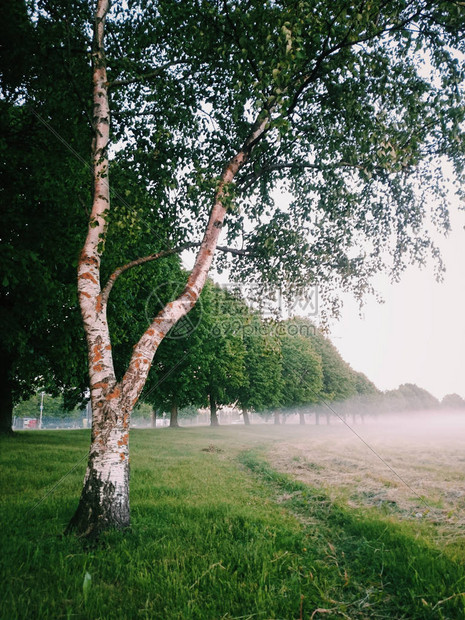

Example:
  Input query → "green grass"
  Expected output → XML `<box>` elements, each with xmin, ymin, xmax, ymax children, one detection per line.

<box><xmin>1</xmin><ymin>427</ymin><xmax>464</xmax><ymax>619</ymax></box>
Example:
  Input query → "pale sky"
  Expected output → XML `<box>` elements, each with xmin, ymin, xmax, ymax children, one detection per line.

<box><xmin>327</xmin><ymin>203</ymin><xmax>465</xmax><ymax>400</ymax></box>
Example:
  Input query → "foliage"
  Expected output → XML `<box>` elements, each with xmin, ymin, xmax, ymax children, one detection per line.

<box><xmin>12</xmin><ymin>393</ymin><xmax>83</xmax><ymax>419</ymax></box>
<box><xmin>200</xmin><ymin>0</ymin><xmax>465</xmax><ymax>304</ymax></box>
<box><xmin>442</xmin><ymin>393</ymin><xmax>465</xmax><ymax>409</ymax></box>
<box><xmin>353</xmin><ymin>371</ymin><xmax>379</xmax><ymax>397</ymax></box>
<box><xmin>194</xmin><ymin>284</ymin><xmax>248</xmax><ymax>415</ymax></box>
<box><xmin>278</xmin><ymin>330</ymin><xmax>323</xmax><ymax>408</ymax></box>
<box><xmin>384</xmin><ymin>383</ymin><xmax>440</xmax><ymax>412</ymax></box>
<box><xmin>234</xmin><ymin>315</ymin><xmax>283</xmax><ymax>414</ymax></box>
<box><xmin>132</xmin><ymin>401</ymin><xmax>153</xmax><ymax>420</ymax></box>
<box><xmin>94</xmin><ymin>0</ymin><xmax>465</xmax><ymax>313</ymax></box>
<box><xmin>140</xmin><ymin>278</ymin><xmax>213</xmax><ymax>415</ymax></box>
<box><xmin>0</xmin><ymin>0</ymin><xmax>92</xmax><ymax>424</ymax></box>
<box><xmin>283</xmin><ymin>317</ymin><xmax>358</xmax><ymax>402</ymax></box>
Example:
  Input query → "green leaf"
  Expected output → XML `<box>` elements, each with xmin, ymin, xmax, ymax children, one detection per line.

<box><xmin>83</xmin><ymin>572</ymin><xmax>92</xmax><ymax>601</ymax></box>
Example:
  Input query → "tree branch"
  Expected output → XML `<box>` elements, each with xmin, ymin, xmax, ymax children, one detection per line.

<box><xmin>108</xmin><ymin>60</ymin><xmax>186</xmax><ymax>88</ymax></box>
<box><xmin>237</xmin><ymin>160</ymin><xmax>366</xmax><ymax>193</ymax></box>
<box><xmin>217</xmin><ymin>245</ymin><xmax>252</xmax><ymax>257</ymax></box>
<box><xmin>119</xmin><ymin>106</ymin><xmax>271</xmax><ymax>405</ymax></box>
<box><xmin>101</xmin><ymin>243</ymin><xmax>198</xmax><ymax>305</ymax></box>
<box><xmin>286</xmin><ymin>1</ymin><xmax>425</xmax><ymax>119</ymax></box>
<box><xmin>101</xmin><ymin>242</ymin><xmax>252</xmax><ymax>305</ymax></box>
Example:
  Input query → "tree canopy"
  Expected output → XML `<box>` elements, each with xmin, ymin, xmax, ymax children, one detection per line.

<box><xmin>90</xmin><ymin>0</ymin><xmax>465</xmax><ymax>307</ymax></box>
<box><xmin>0</xmin><ymin>0</ymin><xmax>92</xmax><ymax>432</ymax></box>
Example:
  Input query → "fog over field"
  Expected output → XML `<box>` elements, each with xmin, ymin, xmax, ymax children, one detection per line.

<box><xmin>266</xmin><ymin>411</ymin><xmax>465</xmax><ymax>545</ymax></box>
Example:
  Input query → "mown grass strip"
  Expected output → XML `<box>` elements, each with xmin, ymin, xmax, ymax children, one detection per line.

<box><xmin>239</xmin><ymin>449</ymin><xmax>465</xmax><ymax>619</ymax></box>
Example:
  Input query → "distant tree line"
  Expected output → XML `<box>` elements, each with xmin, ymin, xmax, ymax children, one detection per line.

<box><xmin>15</xmin><ymin>283</ymin><xmax>464</xmax><ymax>426</ymax></box>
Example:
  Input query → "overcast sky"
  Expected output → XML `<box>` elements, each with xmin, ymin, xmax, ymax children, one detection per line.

<box><xmin>327</xmin><ymin>201</ymin><xmax>465</xmax><ymax>400</ymax></box>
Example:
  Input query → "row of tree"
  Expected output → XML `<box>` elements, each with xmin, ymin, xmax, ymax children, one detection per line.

<box><xmin>309</xmin><ymin>383</ymin><xmax>465</xmax><ymax>426</ymax></box>
<box><xmin>135</xmin><ymin>285</ymin><xmax>379</xmax><ymax>426</ymax></box>
<box><xmin>16</xmin><ymin>351</ymin><xmax>465</xmax><ymax>428</ymax></box>
<box><xmin>11</xmin><ymin>279</ymin><xmax>376</xmax><ymax>425</ymax></box>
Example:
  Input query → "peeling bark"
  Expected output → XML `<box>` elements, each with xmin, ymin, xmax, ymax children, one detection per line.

<box><xmin>66</xmin><ymin>398</ymin><xmax>130</xmax><ymax>537</ymax></box>
<box><xmin>68</xmin><ymin>0</ymin><xmax>125</xmax><ymax>537</ymax></box>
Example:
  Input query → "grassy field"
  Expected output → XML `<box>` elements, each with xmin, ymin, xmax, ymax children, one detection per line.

<box><xmin>1</xmin><ymin>422</ymin><xmax>464</xmax><ymax>619</ymax></box>
<box><xmin>269</xmin><ymin>415</ymin><xmax>465</xmax><ymax>558</ymax></box>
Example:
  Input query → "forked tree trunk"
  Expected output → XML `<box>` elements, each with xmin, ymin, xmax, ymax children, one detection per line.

<box><xmin>170</xmin><ymin>402</ymin><xmax>179</xmax><ymax>428</ymax></box>
<box><xmin>299</xmin><ymin>411</ymin><xmax>306</xmax><ymax>425</ymax></box>
<box><xmin>68</xmin><ymin>0</ymin><xmax>272</xmax><ymax>537</ymax></box>
<box><xmin>273</xmin><ymin>411</ymin><xmax>280</xmax><ymax>425</ymax></box>
<box><xmin>242</xmin><ymin>408</ymin><xmax>251</xmax><ymax>425</ymax></box>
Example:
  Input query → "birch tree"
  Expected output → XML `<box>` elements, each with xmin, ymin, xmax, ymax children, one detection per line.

<box><xmin>68</xmin><ymin>0</ymin><xmax>464</xmax><ymax>536</ymax></box>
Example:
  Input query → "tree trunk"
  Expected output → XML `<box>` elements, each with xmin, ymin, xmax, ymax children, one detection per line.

<box><xmin>210</xmin><ymin>398</ymin><xmax>219</xmax><ymax>426</ymax></box>
<box><xmin>315</xmin><ymin>411</ymin><xmax>320</xmax><ymax>425</ymax></box>
<box><xmin>66</xmin><ymin>397</ymin><xmax>130</xmax><ymax>537</ymax></box>
<box><xmin>0</xmin><ymin>350</ymin><xmax>14</xmax><ymax>435</ymax></box>
<box><xmin>68</xmin><ymin>0</ymin><xmax>272</xmax><ymax>538</ymax></box>
<box><xmin>326</xmin><ymin>412</ymin><xmax>331</xmax><ymax>425</ymax></box>
<box><xmin>170</xmin><ymin>402</ymin><xmax>179</xmax><ymax>428</ymax></box>
<box><xmin>299</xmin><ymin>411</ymin><xmax>306</xmax><ymax>425</ymax></box>
<box><xmin>274</xmin><ymin>411</ymin><xmax>280</xmax><ymax>425</ymax></box>
<box><xmin>242</xmin><ymin>408</ymin><xmax>251</xmax><ymax>425</ymax></box>
<box><xmin>151</xmin><ymin>409</ymin><xmax>156</xmax><ymax>428</ymax></box>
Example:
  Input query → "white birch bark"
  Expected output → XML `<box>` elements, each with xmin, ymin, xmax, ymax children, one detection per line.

<box><xmin>68</xmin><ymin>0</ymin><xmax>130</xmax><ymax>535</ymax></box>
<box><xmin>69</xmin><ymin>0</ymin><xmax>271</xmax><ymax>536</ymax></box>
